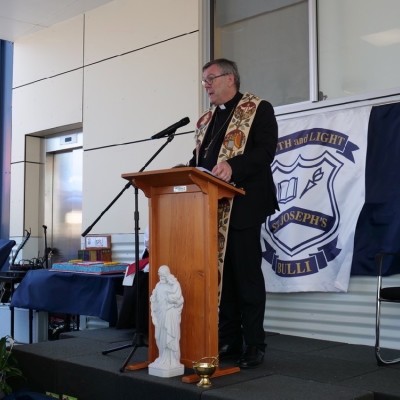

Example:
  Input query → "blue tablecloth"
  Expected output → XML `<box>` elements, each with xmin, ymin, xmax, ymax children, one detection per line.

<box><xmin>10</xmin><ymin>269</ymin><xmax>123</xmax><ymax>325</ymax></box>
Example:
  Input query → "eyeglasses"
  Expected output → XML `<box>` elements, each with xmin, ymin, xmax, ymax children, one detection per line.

<box><xmin>201</xmin><ymin>73</ymin><xmax>229</xmax><ymax>86</ymax></box>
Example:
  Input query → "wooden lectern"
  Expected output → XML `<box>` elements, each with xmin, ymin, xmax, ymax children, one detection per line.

<box><xmin>121</xmin><ymin>167</ymin><xmax>244</xmax><ymax>380</ymax></box>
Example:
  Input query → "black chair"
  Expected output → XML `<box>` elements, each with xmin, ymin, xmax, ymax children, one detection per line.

<box><xmin>0</xmin><ymin>234</ymin><xmax>30</xmax><ymax>303</ymax></box>
<box><xmin>116</xmin><ymin>248</ymin><xmax>149</xmax><ymax>333</ymax></box>
<box><xmin>0</xmin><ymin>239</ymin><xmax>16</xmax><ymax>272</ymax></box>
<box><xmin>0</xmin><ymin>239</ymin><xmax>17</xmax><ymax>302</ymax></box>
<box><xmin>375</xmin><ymin>252</ymin><xmax>400</xmax><ymax>365</ymax></box>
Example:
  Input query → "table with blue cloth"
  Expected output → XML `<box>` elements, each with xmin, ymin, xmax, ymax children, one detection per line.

<box><xmin>11</xmin><ymin>269</ymin><xmax>124</xmax><ymax>334</ymax></box>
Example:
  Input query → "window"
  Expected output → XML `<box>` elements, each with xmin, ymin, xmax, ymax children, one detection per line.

<box><xmin>210</xmin><ymin>0</ymin><xmax>400</xmax><ymax>109</ymax></box>
<box><xmin>213</xmin><ymin>0</ymin><xmax>309</xmax><ymax>107</ymax></box>
<box><xmin>318</xmin><ymin>0</ymin><xmax>400</xmax><ymax>101</ymax></box>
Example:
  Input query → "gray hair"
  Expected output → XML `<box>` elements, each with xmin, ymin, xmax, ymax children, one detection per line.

<box><xmin>202</xmin><ymin>58</ymin><xmax>241</xmax><ymax>91</ymax></box>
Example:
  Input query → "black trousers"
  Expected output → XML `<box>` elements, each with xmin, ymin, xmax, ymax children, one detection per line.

<box><xmin>116</xmin><ymin>272</ymin><xmax>149</xmax><ymax>334</ymax></box>
<box><xmin>219</xmin><ymin>224</ymin><xmax>266</xmax><ymax>350</ymax></box>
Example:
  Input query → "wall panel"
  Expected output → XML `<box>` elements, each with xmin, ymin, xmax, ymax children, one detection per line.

<box><xmin>84</xmin><ymin>0</ymin><xmax>198</xmax><ymax>64</ymax></box>
<box><xmin>9</xmin><ymin>163</ymin><xmax>25</xmax><ymax>237</ymax></box>
<box><xmin>83</xmin><ymin>33</ymin><xmax>198</xmax><ymax>149</ymax></box>
<box><xmin>82</xmin><ymin>30</ymin><xmax>199</xmax><ymax>234</ymax></box>
<box><xmin>24</xmin><ymin>162</ymin><xmax>42</xmax><ymax>237</ymax></box>
<box><xmin>13</xmin><ymin>15</ymin><xmax>84</xmax><ymax>87</ymax></box>
<box><xmin>11</xmin><ymin>70</ymin><xmax>83</xmax><ymax>162</ymax></box>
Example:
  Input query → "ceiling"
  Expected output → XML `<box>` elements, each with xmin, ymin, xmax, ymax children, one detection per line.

<box><xmin>0</xmin><ymin>0</ymin><xmax>113</xmax><ymax>42</ymax></box>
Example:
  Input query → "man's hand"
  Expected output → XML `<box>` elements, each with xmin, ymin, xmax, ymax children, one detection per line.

<box><xmin>212</xmin><ymin>161</ymin><xmax>232</xmax><ymax>182</ymax></box>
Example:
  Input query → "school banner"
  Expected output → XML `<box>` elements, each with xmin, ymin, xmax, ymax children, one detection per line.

<box><xmin>262</xmin><ymin>106</ymin><xmax>372</xmax><ymax>292</ymax></box>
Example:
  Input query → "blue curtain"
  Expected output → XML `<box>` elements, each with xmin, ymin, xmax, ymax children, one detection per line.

<box><xmin>351</xmin><ymin>102</ymin><xmax>400</xmax><ymax>275</ymax></box>
<box><xmin>0</xmin><ymin>40</ymin><xmax>13</xmax><ymax>239</ymax></box>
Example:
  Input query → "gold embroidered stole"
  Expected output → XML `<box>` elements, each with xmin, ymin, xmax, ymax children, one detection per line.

<box><xmin>195</xmin><ymin>92</ymin><xmax>262</xmax><ymax>302</ymax></box>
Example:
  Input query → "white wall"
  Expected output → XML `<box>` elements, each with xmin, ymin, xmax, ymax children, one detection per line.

<box><xmin>10</xmin><ymin>0</ymin><xmax>200</xmax><ymax>251</ymax></box>
<box><xmin>11</xmin><ymin>14</ymin><xmax>85</xmax><ymax>244</ymax></box>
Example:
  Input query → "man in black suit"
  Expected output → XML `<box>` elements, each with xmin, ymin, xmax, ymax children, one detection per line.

<box><xmin>188</xmin><ymin>58</ymin><xmax>278</xmax><ymax>368</ymax></box>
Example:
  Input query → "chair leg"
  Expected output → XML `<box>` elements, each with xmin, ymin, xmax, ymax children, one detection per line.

<box><xmin>375</xmin><ymin>298</ymin><xmax>383</xmax><ymax>365</ymax></box>
<box><xmin>375</xmin><ymin>299</ymin><xmax>400</xmax><ymax>366</ymax></box>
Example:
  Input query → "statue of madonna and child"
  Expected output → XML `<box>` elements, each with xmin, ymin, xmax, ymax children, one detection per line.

<box><xmin>148</xmin><ymin>265</ymin><xmax>184</xmax><ymax>378</ymax></box>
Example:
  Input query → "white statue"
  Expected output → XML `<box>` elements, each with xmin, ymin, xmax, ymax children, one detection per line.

<box><xmin>148</xmin><ymin>265</ymin><xmax>184</xmax><ymax>377</ymax></box>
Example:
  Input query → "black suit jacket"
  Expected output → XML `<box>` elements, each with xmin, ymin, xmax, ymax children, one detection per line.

<box><xmin>227</xmin><ymin>99</ymin><xmax>279</xmax><ymax>229</ymax></box>
<box><xmin>189</xmin><ymin>95</ymin><xmax>279</xmax><ymax>230</ymax></box>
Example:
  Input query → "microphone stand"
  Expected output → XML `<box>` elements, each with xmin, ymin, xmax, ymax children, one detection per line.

<box><xmin>93</xmin><ymin>133</ymin><xmax>177</xmax><ymax>372</ymax></box>
<box><xmin>81</xmin><ymin>130</ymin><xmax>194</xmax><ymax>237</ymax></box>
<box><xmin>42</xmin><ymin>225</ymin><xmax>49</xmax><ymax>269</ymax></box>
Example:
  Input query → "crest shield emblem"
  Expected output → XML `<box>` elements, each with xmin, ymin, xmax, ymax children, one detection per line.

<box><xmin>265</xmin><ymin>151</ymin><xmax>343</xmax><ymax>256</ymax></box>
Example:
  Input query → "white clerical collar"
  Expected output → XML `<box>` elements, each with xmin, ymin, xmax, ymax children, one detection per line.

<box><xmin>219</xmin><ymin>104</ymin><xmax>226</xmax><ymax>110</ymax></box>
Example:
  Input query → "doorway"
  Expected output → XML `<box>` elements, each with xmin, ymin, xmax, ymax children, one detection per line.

<box><xmin>45</xmin><ymin>132</ymin><xmax>83</xmax><ymax>265</ymax></box>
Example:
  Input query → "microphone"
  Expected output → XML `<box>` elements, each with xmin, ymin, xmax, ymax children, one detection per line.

<box><xmin>151</xmin><ymin>117</ymin><xmax>190</xmax><ymax>139</ymax></box>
